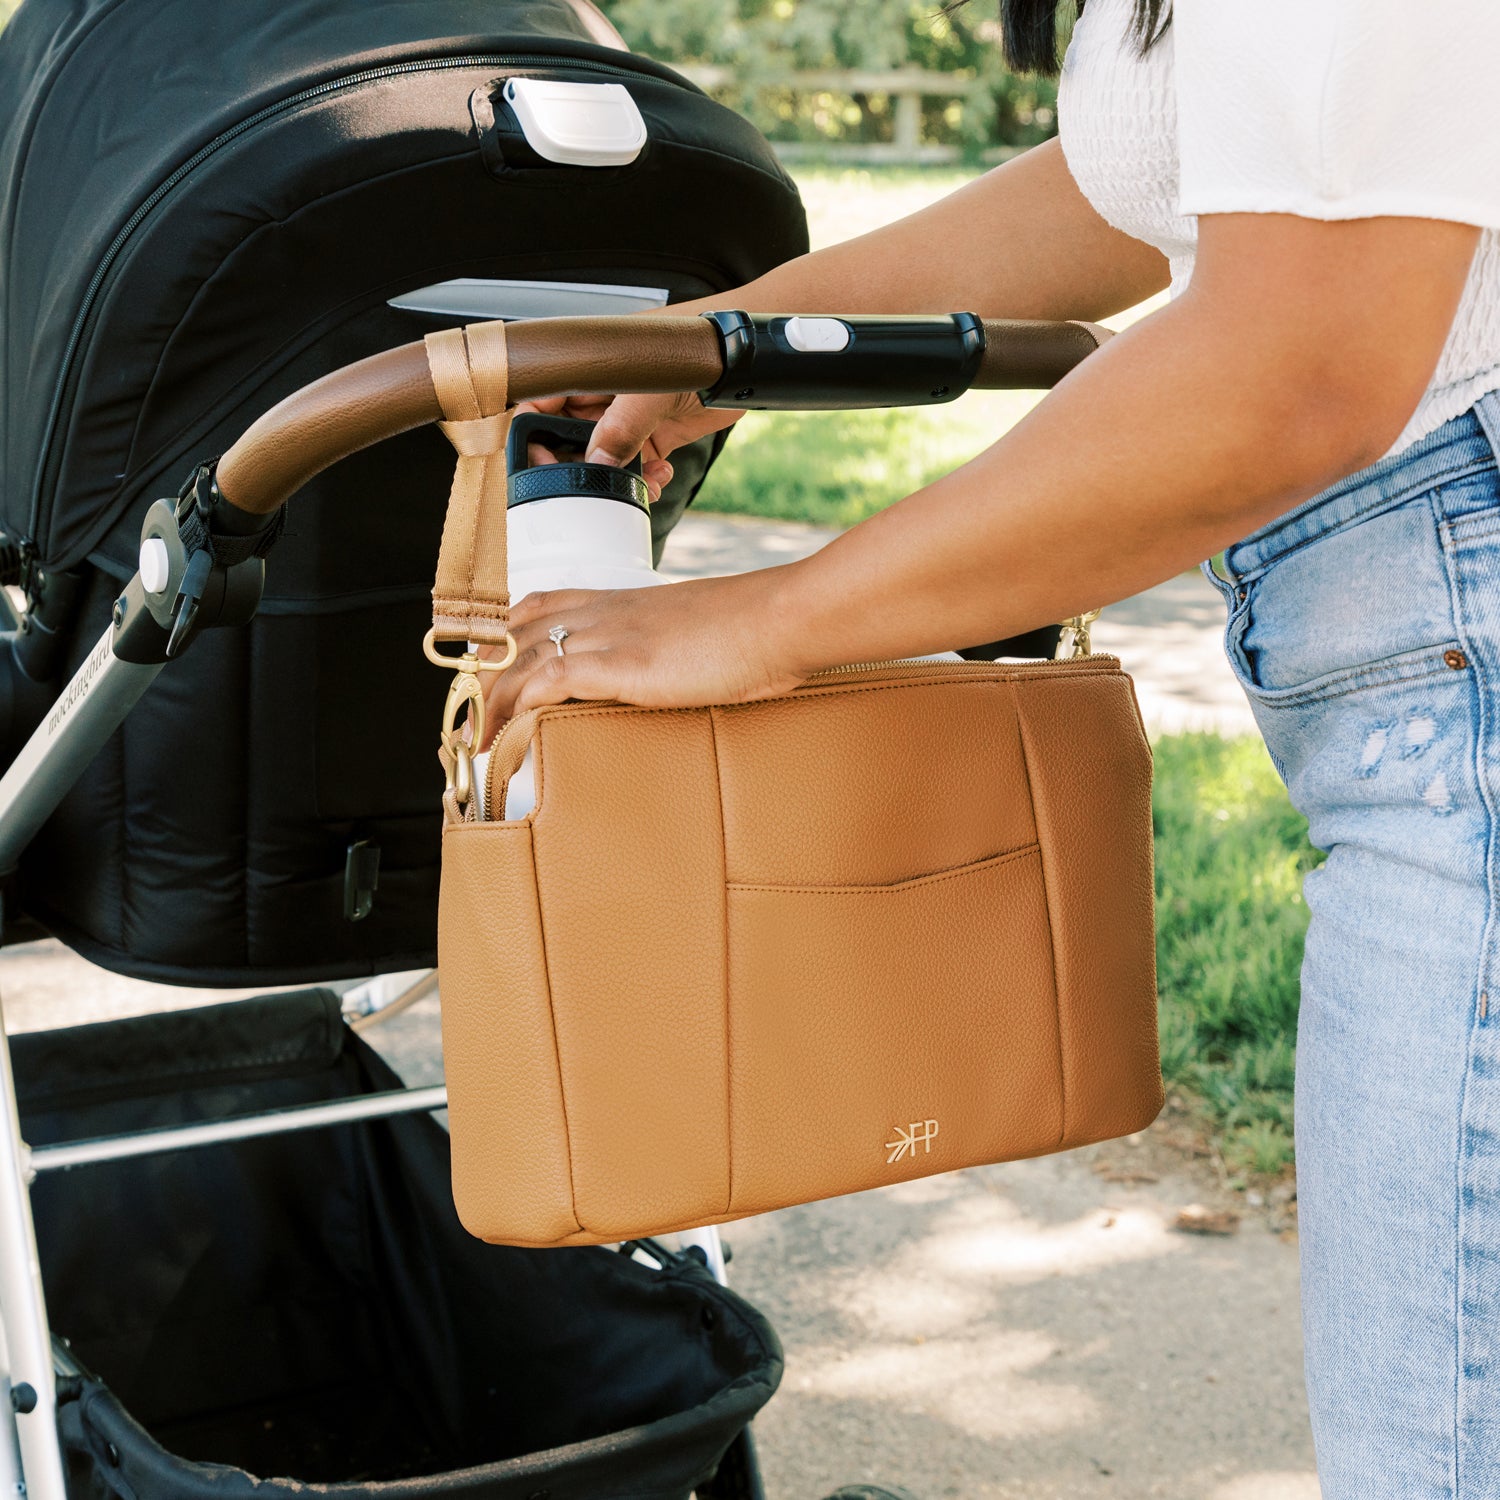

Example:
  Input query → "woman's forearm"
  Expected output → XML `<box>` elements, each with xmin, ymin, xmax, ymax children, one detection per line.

<box><xmin>767</xmin><ymin>213</ymin><xmax>1480</xmax><ymax>670</ymax></box>
<box><xmin>672</xmin><ymin>140</ymin><xmax>1169</xmax><ymax>322</ymax></box>
<box><xmin>540</xmin><ymin>141</ymin><xmax>1166</xmax><ymax>476</ymax></box>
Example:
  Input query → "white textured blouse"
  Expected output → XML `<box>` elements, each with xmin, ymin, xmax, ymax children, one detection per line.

<box><xmin>1057</xmin><ymin>0</ymin><xmax>1500</xmax><ymax>455</ymax></box>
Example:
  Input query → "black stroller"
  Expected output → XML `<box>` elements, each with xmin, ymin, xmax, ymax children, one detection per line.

<box><xmin>0</xmin><ymin>0</ymin><xmax>1104</xmax><ymax>1494</ymax></box>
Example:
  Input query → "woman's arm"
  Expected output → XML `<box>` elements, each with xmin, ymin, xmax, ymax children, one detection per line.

<box><xmin>493</xmin><ymin>212</ymin><xmax>1478</xmax><ymax>716</ymax></box>
<box><xmin>523</xmin><ymin>140</ymin><xmax>1169</xmax><ymax>485</ymax></box>
<box><xmin>684</xmin><ymin>139</ymin><xmax>1169</xmax><ymax>323</ymax></box>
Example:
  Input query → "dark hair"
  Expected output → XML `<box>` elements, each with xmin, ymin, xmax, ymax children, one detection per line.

<box><xmin>984</xmin><ymin>0</ymin><xmax>1170</xmax><ymax>74</ymax></box>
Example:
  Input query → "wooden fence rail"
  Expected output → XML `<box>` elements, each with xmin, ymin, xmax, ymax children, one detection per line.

<box><xmin>676</xmin><ymin>64</ymin><xmax>991</xmax><ymax>163</ymax></box>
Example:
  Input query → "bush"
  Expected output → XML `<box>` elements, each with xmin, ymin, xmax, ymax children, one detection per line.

<box><xmin>597</xmin><ymin>0</ymin><xmax>1059</xmax><ymax>155</ymax></box>
<box><xmin>1153</xmin><ymin>733</ymin><xmax>1323</xmax><ymax>1177</ymax></box>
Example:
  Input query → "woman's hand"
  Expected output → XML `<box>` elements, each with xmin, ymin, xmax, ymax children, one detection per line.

<box><xmin>484</xmin><ymin>567</ymin><xmax>813</xmax><ymax>724</ymax></box>
<box><xmin>514</xmin><ymin>389</ymin><xmax>745</xmax><ymax>502</ymax></box>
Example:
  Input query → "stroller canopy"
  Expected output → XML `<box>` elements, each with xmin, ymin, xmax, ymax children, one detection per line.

<box><xmin>0</xmin><ymin>0</ymin><xmax>807</xmax><ymax>984</ymax></box>
<box><xmin>0</xmin><ymin>0</ymin><xmax>807</xmax><ymax>570</ymax></box>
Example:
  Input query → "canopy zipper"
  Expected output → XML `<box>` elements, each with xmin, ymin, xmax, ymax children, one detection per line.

<box><xmin>26</xmin><ymin>50</ymin><xmax>650</xmax><ymax>552</ymax></box>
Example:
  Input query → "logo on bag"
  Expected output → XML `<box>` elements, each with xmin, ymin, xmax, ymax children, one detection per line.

<box><xmin>885</xmin><ymin>1119</ymin><xmax>940</xmax><ymax>1164</ymax></box>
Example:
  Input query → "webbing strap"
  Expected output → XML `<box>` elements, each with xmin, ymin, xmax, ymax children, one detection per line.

<box><xmin>425</xmin><ymin>322</ymin><xmax>513</xmax><ymax>645</ymax></box>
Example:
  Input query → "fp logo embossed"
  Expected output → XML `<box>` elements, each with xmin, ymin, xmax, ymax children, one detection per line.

<box><xmin>885</xmin><ymin>1119</ymin><xmax>939</xmax><ymax>1164</ymax></box>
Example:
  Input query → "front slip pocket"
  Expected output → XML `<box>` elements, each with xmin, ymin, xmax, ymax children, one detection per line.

<box><xmin>724</xmin><ymin>844</ymin><xmax>1064</xmax><ymax>1217</ymax></box>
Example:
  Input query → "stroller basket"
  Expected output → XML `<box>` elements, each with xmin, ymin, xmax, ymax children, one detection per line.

<box><xmin>12</xmin><ymin>990</ymin><xmax>781</xmax><ymax>1498</ymax></box>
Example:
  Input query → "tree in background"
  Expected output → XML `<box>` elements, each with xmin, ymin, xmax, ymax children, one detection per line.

<box><xmin>597</xmin><ymin>0</ymin><xmax>1059</xmax><ymax>156</ymax></box>
<box><xmin>0</xmin><ymin>0</ymin><xmax>1054</xmax><ymax>155</ymax></box>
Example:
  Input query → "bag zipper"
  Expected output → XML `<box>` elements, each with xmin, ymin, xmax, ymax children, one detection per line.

<box><xmin>26</xmin><ymin>49</ymin><xmax>653</xmax><ymax>554</ymax></box>
<box><xmin>808</xmin><ymin>653</ymin><xmax>1117</xmax><ymax>683</ymax></box>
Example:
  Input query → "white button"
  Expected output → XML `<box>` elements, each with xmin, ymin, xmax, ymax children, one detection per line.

<box><xmin>784</xmin><ymin>316</ymin><xmax>850</xmax><ymax>353</ymax></box>
<box><xmin>139</xmin><ymin>537</ymin><xmax>170</xmax><ymax>595</ymax></box>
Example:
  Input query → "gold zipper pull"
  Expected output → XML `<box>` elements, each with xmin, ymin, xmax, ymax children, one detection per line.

<box><xmin>1056</xmin><ymin>608</ymin><xmax>1102</xmax><ymax>660</ymax></box>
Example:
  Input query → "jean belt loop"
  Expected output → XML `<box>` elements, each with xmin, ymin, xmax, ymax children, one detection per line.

<box><xmin>1475</xmin><ymin>389</ymin><xmax>1500</xmax><ymax>467</ymax></box>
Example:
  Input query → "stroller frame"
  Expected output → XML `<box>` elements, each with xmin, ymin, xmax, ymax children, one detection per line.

<box><xmin>0</xmin><ymin>308</ymin><xmax>1106</xmax><ymax>1497</ymax></box>
<box><xmin>0</xmin><ymin>615</ymin><xmax>740</xmax><ymax>1500</ymax></box>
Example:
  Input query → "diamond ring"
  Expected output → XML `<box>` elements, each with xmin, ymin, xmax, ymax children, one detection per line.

<box><xmin>547</xmin><ymin>626</ymin><xmax>570</xmax><ymax>657</ymax></box>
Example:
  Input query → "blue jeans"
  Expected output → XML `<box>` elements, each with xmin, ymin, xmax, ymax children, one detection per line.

<box><xmin>1203</xmin><ymin>392</ymin><xmax>1500</xmax><ymax>1496</ymax></box>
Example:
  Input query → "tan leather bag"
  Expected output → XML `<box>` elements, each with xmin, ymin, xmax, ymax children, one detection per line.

<box><xmin>422</xmin><ymin>324</ymin><xmax>1162</xmax><ymax>1250</ymax></box>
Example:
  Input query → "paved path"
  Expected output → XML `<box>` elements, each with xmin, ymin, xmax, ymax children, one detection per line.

<box><xmin>660</xmin><ymin>512</ymin><xmax>1259</xmax><ymax>738</ymax></box>
<box><xmin>0</xmin><ymin>513</ymin><xmax>1313</xmax><ymax>1499</ymax></box>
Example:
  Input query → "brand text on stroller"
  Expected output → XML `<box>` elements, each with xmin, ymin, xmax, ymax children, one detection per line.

<box><xmin>885</xmin><ymin>1120</ymin><xmax>940</xmax><ymax>1164</ymax></box>
<box><xmin>46</xmin><ymin>636</ymin><xmax>111</xmax><ymax>738</ymax></box>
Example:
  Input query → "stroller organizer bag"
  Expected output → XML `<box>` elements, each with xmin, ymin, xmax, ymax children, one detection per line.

<box><xmin>0</xmin><ymin>0</ymin><xmax>807</xmax><ymax>984</ymax></box>
<box><xmin>14</xmin><ymin>991</ymin><xmax>781</xmax><ymax>1499</ymax></box>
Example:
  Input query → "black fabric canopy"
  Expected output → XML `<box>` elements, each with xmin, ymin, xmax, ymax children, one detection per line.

<box><xmin>0</xmin><ymin>0</ymin><xmax>807</xmax><ymax>570</ymax></box>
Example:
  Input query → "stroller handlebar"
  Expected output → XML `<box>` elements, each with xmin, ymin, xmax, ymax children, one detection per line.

<box><xmin>214</xmin><ymin>314</ymin><xmax>1111</xmax><ymax>518</ymax></box>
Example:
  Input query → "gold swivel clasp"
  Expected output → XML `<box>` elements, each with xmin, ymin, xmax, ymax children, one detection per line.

<box><xmin>423</xmin><ymin>628</ymin><xmax>517</xmax><ymax>807</ymax></box>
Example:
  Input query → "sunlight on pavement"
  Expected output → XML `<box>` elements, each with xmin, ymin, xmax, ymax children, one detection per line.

<box><xmin>825</xmin><ymin>1195</ymin><xmax>1182</xmax><ymax>1341</ymax></box>
<box><xmin>793</xmin><ymin>1330</ymin><xmax>1100</xmax><ymax>1440</ymax></box>
<box><xmin>921</xmin><ymin>1192</ymin><xmax>1183</xmax><ymax>1286</ymax></box>
<box><xmin>1209</xmin><ymin>1473</ymin><xmax>1321</xmax><ymax>1500</ymax></box>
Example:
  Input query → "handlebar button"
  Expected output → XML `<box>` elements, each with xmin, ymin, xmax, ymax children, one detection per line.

<box><xmin>783</xmin><ymin>316</ymin><xmax>851</xmax><ymax>353</ymax></box>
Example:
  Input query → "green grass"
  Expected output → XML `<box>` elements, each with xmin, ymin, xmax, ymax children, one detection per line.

<box><xmin>1152</xmin><ymin>733</ymin><xmax>1324</xmax><ymax>1179</ymax></box>
<box><xmin>696</xmin><ymin>391</ymin><xmax>1042</xmax><ymax>527</ymax></box>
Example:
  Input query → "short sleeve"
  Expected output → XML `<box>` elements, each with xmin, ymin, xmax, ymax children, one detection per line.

<box><xmin>1174</xmin><ymin>0</ymin><xmax>1500</xmax><ymax>229</ymax></box>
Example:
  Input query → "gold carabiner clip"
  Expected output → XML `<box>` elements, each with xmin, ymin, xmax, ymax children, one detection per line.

<box><xmin>424</xmin><ymin>629</ymin><xmax>517</xmax><ymax>808</ymax></box>
<box><xmin>440</xmin><ymin>671</ymin><xmax>487</xmax><ymax>807</ymax></box>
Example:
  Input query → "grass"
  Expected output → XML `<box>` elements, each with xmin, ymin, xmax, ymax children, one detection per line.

<box><xmin>1152</xmin><ymin>733</ymin><xmax>1324</xmax><ymax>1179</ymax></box>
<box><xmin>698</xmin><ymin>393</ymin><xmax>1041</xmax><ymax>528</ymax></box>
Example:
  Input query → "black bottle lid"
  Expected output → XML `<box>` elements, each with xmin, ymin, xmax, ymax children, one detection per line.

<box><xmin>505</xmin><ymin>413</ymin><xmax>649</xmax><ymax>512</ymax></box>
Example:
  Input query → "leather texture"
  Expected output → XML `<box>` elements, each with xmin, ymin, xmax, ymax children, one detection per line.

<box><xmin>217</xmin><ymin>307</ymin><xmax>1154</xmax><ymax>1250</ymax></box>
<box><xmin>441</xmin><ymin>657</ymin><xmax>1162</xmax><ymax>1248</ymax></box>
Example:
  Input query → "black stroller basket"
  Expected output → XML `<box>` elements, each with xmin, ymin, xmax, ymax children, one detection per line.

<box><xmin>0</xmin><ymin>0</ymin><xmax>808</xmax><ymax>985</ymax></box>
<box><xmin>13</xmin><ymin>990</ymin><xmax>782</xmax><ymax>1499</ymax></box>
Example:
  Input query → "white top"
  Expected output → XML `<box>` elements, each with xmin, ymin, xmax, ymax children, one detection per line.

<box><xmin>1057</xmin><ymin>0</ymin><xmax>1500</xmax><ymax>455</ymax></box>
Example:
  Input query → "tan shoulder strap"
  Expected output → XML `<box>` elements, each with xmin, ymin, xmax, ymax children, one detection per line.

<box><xmin>425</xmin><ymin>321</ymin><xmax>513</xmax><ymax>646</ymax></box>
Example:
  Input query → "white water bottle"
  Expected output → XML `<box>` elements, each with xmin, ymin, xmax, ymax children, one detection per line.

<box><xmin>474</xmin><ymin>414</ymin><xmax>668</xmax><ymax>820</ymax></box>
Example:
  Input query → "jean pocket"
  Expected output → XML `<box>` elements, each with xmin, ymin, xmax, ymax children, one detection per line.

<box><xmin>1227</xmin><ymin>498</ymin><xmax>1456</xmax><ymax>697</ymax></box>
<box><xmin>1230</xmin><ymin>638</ymin><xmax>1469</xmax><ymax>710</ymax></box>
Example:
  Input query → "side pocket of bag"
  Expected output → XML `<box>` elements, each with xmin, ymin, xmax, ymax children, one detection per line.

<box><xmin>439</xmin><ymin>821</ymin><xmax>582</xmax><ymax>1245</ymax></box>
<box><xmin>1014</xmin><ymin>673</ymin><xmax>1164</xmax><ymax>1146</ymax></box>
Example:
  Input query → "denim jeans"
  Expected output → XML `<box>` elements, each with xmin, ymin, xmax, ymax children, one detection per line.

<box><xmin>1203</xmin><ymin>392</ymin><xmax>1500</xmax><ymax>1496</ymax></box>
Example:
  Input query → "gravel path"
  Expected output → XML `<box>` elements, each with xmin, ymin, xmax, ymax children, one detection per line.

<box><xmin>0</xmin><ymin>513</ymin><xmax>1313</xmax><ymax>1499</ymax></box>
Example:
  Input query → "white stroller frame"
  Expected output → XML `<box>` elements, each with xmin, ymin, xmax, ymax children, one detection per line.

<box><xmin>0</xmin><ymin>307</ymin><xmax>1105</xmax><ymax>1497</ymax></box>
<box><xmin>0</xmin><ymin>927</ymin><xmax>731</xmax><ymax>1498</ymax></box>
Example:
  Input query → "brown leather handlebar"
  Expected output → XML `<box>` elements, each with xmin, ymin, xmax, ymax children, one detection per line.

<box><xmin>215</xmin><ymin>314</ymin><xmax>1110</xmax><ymax>517</ymax></box>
